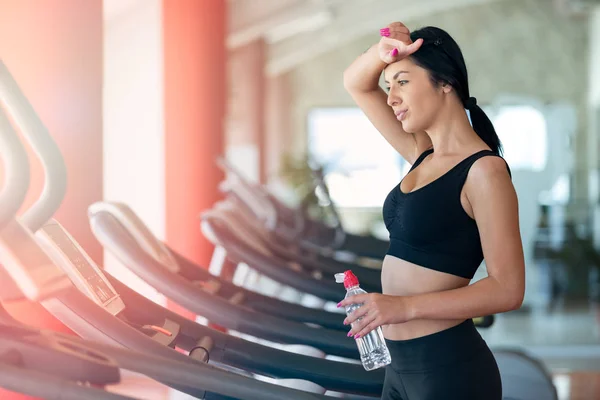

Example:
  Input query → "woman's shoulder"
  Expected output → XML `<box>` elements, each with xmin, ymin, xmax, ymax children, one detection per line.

<box><xmin>466</xmin><ymin>153</ymin><xmax>512</xmax><ymax>186</ymax></box>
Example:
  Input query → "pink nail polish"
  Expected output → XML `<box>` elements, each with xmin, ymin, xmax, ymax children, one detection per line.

<box><xmin>391</xmin><ymin>48</ymin><xmax>398</xmax><ymax>57</ymax></box>
<box><xmin>354</xmin><ymin>334</ymin><xmax>361</xmax><ymax>339</ymax></box>
<box><xmin>337</xmin><ymin>302</ymin><xmax>341</xmax><ymax>308</ymax></box>
<box><xmin>347</xmin><ymin>332</ymin><xmax>352</xmax><ymax>337</ymax></box>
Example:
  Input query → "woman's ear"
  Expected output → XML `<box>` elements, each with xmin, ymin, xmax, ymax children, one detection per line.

<box><xmin>441</xmin><ymin>82</ymin><xmax>452</xmax><ymax>94</ymax></box>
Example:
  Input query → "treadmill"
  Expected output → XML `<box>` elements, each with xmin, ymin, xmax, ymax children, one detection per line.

<box><xmin>0</xmin><ymin>322</ymin><xmax>134</xmax><ymax>400</ymax></box>
<box><xmin>88</xmin><ymin>200</ymin><xmax>348</xmax><ymax>332</ymax></box>
<box><xmin>0</xmin><ymin>96</ymin><xmax>136</xmax><ymax>400</ymax></box>
<box><xmin>303</xmin><ymin>161</ymin><xmax>390</xmax><ymax>259</ymax></box>
<box><xmin>2</xmin><ymin>217</ymin><xmax>336</xmax><ymax>399</ymax></box>
<box><xmin>288</xmin><ymin>158</ymin><xmax>389</xmax><ymax>259</ymax></box>
<box><xmin>39</xmin><ymin>219</ymin><xmax>381</xmax><ymax>398</ymax></box>
<box><xmin>200</xmin><ymin>203</ymin><xmax>379</xmax><ymax>300</ymax></box>
<box><xmin>216</xmin><ymin>157</ymin><xmax>389</xmax><ymax>261</ymax></box>
<box><xmin>205</xmin><ymin>194</ymin><xmax>382</xmax><ymax>292</ymax></box>
<box><xmin>0</xmin><ymin>59</ymin><xmax>346</xmax><ymax>400</ymax></box>
<box><xmin>85</xmin><ymin>210</ymin><xmax>363</xmax><ymax>359</ymax></box>
<box><xmin>217</xmin><ymin>179</ymin><xmax>384</xmax><ymax>286</ymax></box>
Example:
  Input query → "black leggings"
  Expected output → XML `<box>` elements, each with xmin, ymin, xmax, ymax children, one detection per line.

<box><xmin>381</xmin><ymin>319</ymin><xmax>501</xmax><ymax>400</ymax></box>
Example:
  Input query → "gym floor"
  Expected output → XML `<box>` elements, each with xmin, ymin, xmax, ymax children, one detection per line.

<box><xmin>487</xmin><ymin>301</ymin><xmax>600</xmax><ymax>400</ymax></box>
<box><xmin>106</xmin><ymin>366</ymin><xmax>599</xmax><ymax>400</ymax></box>
<box><xmin>553</xmin><ymin>372</ymin><xmax>599</xmax><ymax>400</ymax></box>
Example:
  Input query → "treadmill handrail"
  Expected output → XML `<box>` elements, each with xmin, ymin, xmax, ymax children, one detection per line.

<box><xmin>0</xmin><ymin>106</ymin><xmax>29</xmax><ymax>228</ymax></box>
<box><xmin>0</xmin><ymin>60</ymin><xmax>67</xmax><ymax>232</ymax></box>
<box><xmin>0</xmin><ymin>324</ymin><xmax>121</xmax><ymax>385</ymax></box>
<box><xmin>219</xmin><ymin>198</ymin><xmax>382</xmax><ymax>288</ymax></box>
<box><xmin>0</xmin><ymin>362</ymin><xmax>135</xmax><ymax>400</ymax></box>
<box><xmin>166</xmin><ymin>245</ymin><xmax>348</xmax><ymax>331</ymax></box>
<box><xmin>105</xmin><ymin>272</ymin><xmax>386</xmax><ymax>396</ymax></box>
<box><xmin>202</xmin><ymin>212</ymin><xmax>353</xmax><ymax>300</ymax></box>
<box><xmin>222</xmin><ymin>178</ymin><xmax>278</xmax><ymax>230</ymax></box>
<box><xmin>209</xmin><ymin>202</ymin><xmax>279</xmax><ymax>257</ymax></box>
<box><xmin>88</xmin><ymin>201</ymin><xmax>180</xmax><ymax>273</ymax></box>
<box><xmin>216</xmin><ymin>156</ymin><xmax>278</xmax><ymax>229</ymax></box>
<box><xmin>52</xmin><ymin>289</ymin><xmax>329</xmax><ymax>399</ymax></box>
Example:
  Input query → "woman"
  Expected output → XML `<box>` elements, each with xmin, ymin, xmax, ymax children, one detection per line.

<box><xmin>337</xmin><ymin>23</ymin><xmax>525</xmax><ymax>400</ymax></box>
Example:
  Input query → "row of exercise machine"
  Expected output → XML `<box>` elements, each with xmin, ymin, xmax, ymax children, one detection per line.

<box><xmin>0</xmin><ymin>60</ymin><xmax>557</xmax><ymax>399</ymax></box>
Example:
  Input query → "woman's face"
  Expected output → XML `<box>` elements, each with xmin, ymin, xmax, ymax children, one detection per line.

<box><xmin>383</xmin><ymin>57</ymin><xmax>445</xmax><ymax>134</ymax></box>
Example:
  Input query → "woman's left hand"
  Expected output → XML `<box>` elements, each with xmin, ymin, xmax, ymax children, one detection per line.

<box><xmin>338</xmin><ymin>293</ymin><xmax>412</xmax><ymax>339</ymax></box>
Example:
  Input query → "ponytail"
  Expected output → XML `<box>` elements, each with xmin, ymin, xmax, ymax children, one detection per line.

<box><xmin>407</xmin><ymin>27</ymin><xmax>503</xmax><ymax>156</ymax></box>
<box><xmin>465</xmin><ymin>97</ymin><xmax>503</xmax><ymax>156</ymax></box>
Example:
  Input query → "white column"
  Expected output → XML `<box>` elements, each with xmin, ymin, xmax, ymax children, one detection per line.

<box><xmin>589</xmin><ymin>6</ymin><xmax>600</xmax><ymax>248</ymax></box>
<box><xmin>103</xmin><ymin>0</ymin><xmax>166</xmax><ymax>305</ymax></box>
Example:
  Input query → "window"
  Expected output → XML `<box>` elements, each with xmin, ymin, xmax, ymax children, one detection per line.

<box><xmin>483</xmin><ymin>105</ymin><xmax>548</xmax><ymax>171</ymax></box>
<box><xmin>307</xmin><ymin>104</ymin><xmax>550</xmax><ymax>208</ymax></box>
<box><xmin>307</xmin><ymin>108</ymin><xmax>404</xmax><ymax>208</ymax></box>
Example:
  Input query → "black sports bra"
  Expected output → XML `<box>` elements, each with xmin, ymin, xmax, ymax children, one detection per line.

<box><xmin>382</xmin><ymin>148</ymin><xmax>510</xmax><ymax>279</ymax></box>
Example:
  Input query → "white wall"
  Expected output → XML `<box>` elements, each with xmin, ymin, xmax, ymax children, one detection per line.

<box><xmin>590</xmin><ymin>7</ymin><xmax>600</xmax><ymax>109</ymax></box>
<box><xmin>103</xmin><ymin>0</ymin><xmax>165</xmax><ymax>304</ymax></box>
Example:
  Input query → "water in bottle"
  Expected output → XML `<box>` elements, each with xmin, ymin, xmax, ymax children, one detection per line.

<box><xmin>335</xmin><ymin>270</ymin><xmax>391</xmax><ymax>371</ymax></box>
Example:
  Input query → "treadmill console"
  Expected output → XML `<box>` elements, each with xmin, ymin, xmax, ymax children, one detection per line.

<box><xmin>0</xmin><ymin>219</ymin><xmax>73</xmax><ymax>301</ymax></box>
<box><xmin>36</xmin><ymin>220</ymin><xmax>125</xmax><ymax>316</ymax></box>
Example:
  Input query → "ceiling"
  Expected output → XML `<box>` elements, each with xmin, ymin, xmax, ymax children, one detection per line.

<box><xmin>105</xmin><ymin>0</ymin><xmax>598</xmax><ymax>76</ymax></box>
<box><xmin>228</xmin><ymin>0</ymin><xmax>518</xmax><ymax>76</ymax></box>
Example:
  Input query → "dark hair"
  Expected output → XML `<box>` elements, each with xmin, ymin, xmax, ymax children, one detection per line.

<box><xmin>409</xmin><ymin>26</ymin><xmax>503</xmax><ymax>155</ymax></box>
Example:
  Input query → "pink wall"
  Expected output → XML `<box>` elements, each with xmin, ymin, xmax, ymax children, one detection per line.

<box><xmin>0</xmin><ymin>3</ymin><xmax>103</xmax><ymax>390</ymax></box>
<box><xmin>163</xmin><ymin>0</ymin><xmax>227</xmax><ymax>268</ymax></box>
<box><xmin>0</xmin><ymin>0</ymin><xmax>104</xmax><ymax>262</ymax></box>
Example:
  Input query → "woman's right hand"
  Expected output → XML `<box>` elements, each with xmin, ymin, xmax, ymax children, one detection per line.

<box><xmin>378</xmin><ymin>22</ymin><xmax>423</xmax><ymax>64</ymax></box>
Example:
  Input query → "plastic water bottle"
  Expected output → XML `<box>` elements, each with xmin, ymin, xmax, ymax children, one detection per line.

<box><xmin>335</xmin><ymin>270</ymin><xmax>391</xmax><ymax>371</ymax></box>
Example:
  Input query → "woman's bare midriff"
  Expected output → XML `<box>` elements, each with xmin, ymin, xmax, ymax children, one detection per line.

<box><xmin>381</xmin><ymin>254</ymin><xmax>470</xmax><ymax>340</ymax></box>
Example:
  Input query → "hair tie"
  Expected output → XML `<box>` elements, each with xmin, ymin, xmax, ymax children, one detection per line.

<box><xmin>465</xmin><ymin>97</ymin><xmax>477</xmax><ymax>110</ymax></box>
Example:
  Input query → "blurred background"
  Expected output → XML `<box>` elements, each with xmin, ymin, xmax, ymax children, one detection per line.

<box><xmin>0</xmin><ymin>0</ymin><xmax>599</xmax><ymax>399</ymax></box>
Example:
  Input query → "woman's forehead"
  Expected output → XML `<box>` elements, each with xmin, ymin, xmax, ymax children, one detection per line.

<box><xmin>384</xmin><ymin>59</ymin><xmax>415</xmax><ymax>80</ymax></box>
